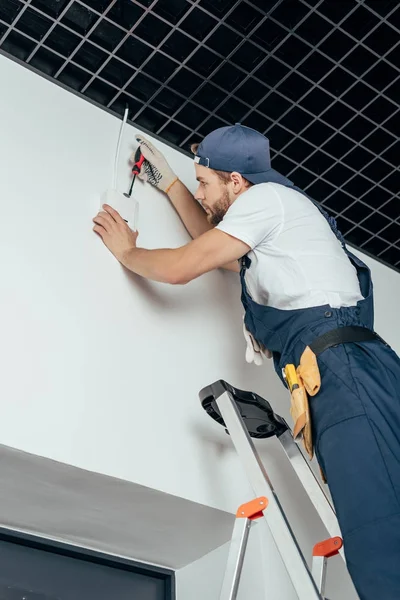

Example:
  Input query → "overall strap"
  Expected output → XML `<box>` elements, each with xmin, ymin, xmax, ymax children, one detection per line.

<box><xmin>238</xmin><ymin>182</ymin><xmax>347</xmax><ymax>272</ymax></box>
<box><xmin>254</xmin><ymin>169</ymin><xmax>348</xmax><ymax>251</ymax></box>
<box><xmin>240</xmin><ymin>255</ymin><xmax>252</xmax><ymax>271</ymax></box>
<box><xmin>239</xmin><ymin>179</ymin><xmax>373</xmax><ymax>305</ymax></box>
<box><xmin>289</xmin><ymin>183</ymin><xmax>372</xmax><ymax>300</ymax></box>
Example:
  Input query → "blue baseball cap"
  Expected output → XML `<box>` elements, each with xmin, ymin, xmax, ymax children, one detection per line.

<box><xmin>194</xmin><ymin>123</ymin><xmax>292</xmax><ymax>186</ymax></box>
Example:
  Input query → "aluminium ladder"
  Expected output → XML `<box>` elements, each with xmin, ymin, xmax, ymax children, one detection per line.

<box><xmin>199</xmin><ymin>379</ymin><xmax>345</xmax><ymax>600</ymax></box>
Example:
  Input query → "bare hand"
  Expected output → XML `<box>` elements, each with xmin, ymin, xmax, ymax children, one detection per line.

<box><xmin>93</xmin><ymin>204</ymin><xmax>138</xmax><ymax>263</ymax></box>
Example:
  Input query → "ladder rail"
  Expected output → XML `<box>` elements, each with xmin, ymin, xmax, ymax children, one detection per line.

<box><xmin>220</xmin><ymin>517</ymin><xmax>252</xmax><ymax>600</ymax></box>
<box><xmin>277</xmin><ymin>430</ymin><xmax>345</xmax><ymax>561</ymax></box>
<box><xmin>216</xmin><ymin>390</ymin><xmax>322</xmax><ymax>600</ymax></box>
<box><xmin>312</xmin><ymin>556</ymin><xmax>328</xmax><ymax>597</ymax></box>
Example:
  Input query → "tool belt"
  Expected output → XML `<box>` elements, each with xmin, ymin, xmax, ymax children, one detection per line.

<box><xmin>284</xmin><ymin>326</ymin><xmax>384</xmax><ymax>466</ymax></box>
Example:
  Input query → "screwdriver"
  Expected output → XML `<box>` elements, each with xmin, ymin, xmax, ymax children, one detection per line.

<box><xmin>124</xmin><ymin>146</ymin><xmax>145</xmax><ymax>198</ymax></box>
<box><xmin>284</xmin><ymin>364</ymin><xmax>300</xmax><ymax>392</ymax></box>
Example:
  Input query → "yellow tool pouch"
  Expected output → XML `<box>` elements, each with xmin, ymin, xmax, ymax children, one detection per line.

<box><xmin>297</xmin><ymin>346</ymin><xmax>321</xmax><ymax>396</ymax></box>
<box><xmin>285</xmin><ymin>346</ymin><xmax>321</xmax><ymax>462</ymax></box>
<box><xmin>290</xmin><ymin>376</ymin><xmax>313</xmax><ymax>460</ymax></box>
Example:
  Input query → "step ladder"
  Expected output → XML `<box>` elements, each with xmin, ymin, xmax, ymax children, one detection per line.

<box><xmin>199</xmin><ymin>379</ymin><xmax>345</xmax><ymax>600</ymax></box>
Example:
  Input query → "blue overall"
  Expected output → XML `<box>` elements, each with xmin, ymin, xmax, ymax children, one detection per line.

<box><xmin>240</xmin><ymin>183</ymin><xmax>400</xmax><ymax>599</ymax></box>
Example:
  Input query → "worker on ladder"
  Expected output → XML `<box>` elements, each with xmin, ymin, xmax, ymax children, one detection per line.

<box><xmin>93</xmin><ymin>124</ymin><xmax>400</xmax><ymax>600</ymax></box>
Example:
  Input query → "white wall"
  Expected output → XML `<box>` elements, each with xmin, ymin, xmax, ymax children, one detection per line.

<box><xmin>1</xmin><ymin>53</ymin><xmax>400</xmax><ymax>599</ymax></box>
<box><xmin>0</xmin><ymin>52</ymin><xmax>265</xmax><ymax>512</ymax></box>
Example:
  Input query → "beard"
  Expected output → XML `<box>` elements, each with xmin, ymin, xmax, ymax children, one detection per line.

<box><xmin>207</xmin><ymin>187</ymin><xmax>230</xmax><ymax>226</ymax></box>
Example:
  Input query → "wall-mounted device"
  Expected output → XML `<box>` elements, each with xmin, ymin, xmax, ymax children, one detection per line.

<box><xmin>100</xmin><ymin>107</ymin><xmax>141</xmax><ymax>231</ymax></box>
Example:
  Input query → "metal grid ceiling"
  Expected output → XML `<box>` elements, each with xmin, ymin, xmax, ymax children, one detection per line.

<box><xmin>1</xmin><ymin>0</ymin><xmax>399</xmax><ymax>271</ymax></box>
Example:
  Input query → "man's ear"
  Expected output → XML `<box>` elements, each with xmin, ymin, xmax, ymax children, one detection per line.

<box><xmin>231</xmin><ymin>171</ymin><xmax>246</xmax><ymax>193</ymax></box>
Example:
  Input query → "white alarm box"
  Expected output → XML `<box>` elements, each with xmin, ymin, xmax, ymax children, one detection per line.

<box><xmin>100</xmin><ymin>188</ymin><xmax>139</xmax><ymax>232</ymax></box>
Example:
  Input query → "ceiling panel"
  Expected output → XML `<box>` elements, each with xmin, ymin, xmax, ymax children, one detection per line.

<box><xmin>0</xmin><ymin>0</ymin><xmax>399</xmax><ymax>271</ymax></box>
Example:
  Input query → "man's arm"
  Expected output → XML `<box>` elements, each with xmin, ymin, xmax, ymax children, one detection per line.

<box><xmin>93</xmin><ymin>205</ymin><xmax>249</xmax><ymax>284</ymax></box>
<box><xmin>167</xmin><ymin>179</ymin><xmax>212</xmax><ymax>238</ymax></box>
<box><xmin>122</xmin><ymin>228</ymin><xmax>249</xmax><ymax>284</ymax></box>
<box><xmin>135</xmin><ymin>135</ymin><xmax>239</xmax><ymax>273</ymax></box>
<box><xmin>167</xmin><ymin>180</ymin><xmax>239</xmax><ymax>274</ymax></box>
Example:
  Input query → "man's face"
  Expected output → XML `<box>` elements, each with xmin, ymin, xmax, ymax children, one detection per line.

<box><xmin>194</xmin><ymin>164</ymin><xmax>231</xmax><ymax>226</ymax></box>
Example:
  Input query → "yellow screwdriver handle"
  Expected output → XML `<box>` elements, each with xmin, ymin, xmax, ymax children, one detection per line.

<box><xmin>284</xmin><ymin>364</ymin><xmax>299</xmax><ymax>391</ymax></box>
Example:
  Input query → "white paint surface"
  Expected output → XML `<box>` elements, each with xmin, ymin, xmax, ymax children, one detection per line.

<box><xmin>1</xmin><ymin>54</ymin><xmax>399</xmax><ymax>599</ymax></box>
<box><xmin>0</xmin><ymin>53</ymin><xmax>268</xmax><ymax>511</ymax></box>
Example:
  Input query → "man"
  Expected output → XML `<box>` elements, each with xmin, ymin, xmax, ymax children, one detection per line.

<box><xmin>93</xmin><ymin>124</ymin><xmax>400</xmax><ymax>600</ymax></box>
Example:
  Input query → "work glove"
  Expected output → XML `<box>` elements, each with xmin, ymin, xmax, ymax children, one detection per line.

<box><xmin>133</xmin><ymin>134</ymin><xmax>178</xmax><ymax>193</ymax></box>
<box><xmin>243</xmin><ymin>318</ymin><xmax>272</xmax><ymax>365</ymax></box>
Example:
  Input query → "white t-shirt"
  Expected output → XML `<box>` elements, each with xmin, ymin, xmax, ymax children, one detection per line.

<box><xmin>216</xmin><ymin>182</ymin><xmax>363</xmax><ymax>310</ymax></box>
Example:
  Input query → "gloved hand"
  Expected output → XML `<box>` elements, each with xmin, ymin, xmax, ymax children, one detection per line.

<box><xmin>243</xmin><ymin>318</ymin><xmax>272</xmax><ymax>365</ymax></box>
<box><xmin>132</xmin><ymin>134</ymin><xmax>178</xmax><ymax>193</ymax></box>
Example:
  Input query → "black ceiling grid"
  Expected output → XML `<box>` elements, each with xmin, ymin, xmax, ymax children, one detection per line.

<box><xmin>0</xmin><ymin>1</ymin><xmax>399</xmax><ymax>272</ymax></box>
